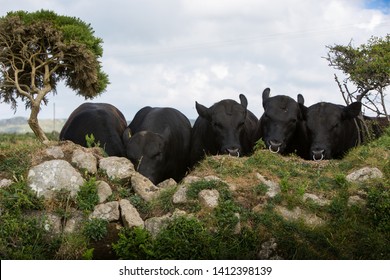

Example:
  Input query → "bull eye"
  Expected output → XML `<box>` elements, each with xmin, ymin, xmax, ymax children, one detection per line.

<box><xmin>238</xmin><ymin>121</ymin><xmax>245</xmax><ymax>128</ymax></box>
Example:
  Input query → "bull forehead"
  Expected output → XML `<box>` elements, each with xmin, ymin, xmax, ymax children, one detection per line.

<box><xmin>307</xmin><ymin>103</ymin><xmax>342</xmax><ymax>127</ymax></box>
<box><xmin>130</xmin><ymin>131</ymin><xmax>165</xmax><ymax>154</ymax></box>
<box><xmin>265</xmin><ymin>97</ymin><xmax>299</xmax><ymax>119</ymax></box>
<box><xmin>211</xmin><ymin>101</ymin><xmax>245</xmax><ymax>120</ymax></box>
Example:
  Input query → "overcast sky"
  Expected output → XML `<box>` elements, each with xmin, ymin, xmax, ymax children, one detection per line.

<box><xmin>0</xmin><ymin>0</ymin><xmax>389</xmax><ymax>121</ymax></box>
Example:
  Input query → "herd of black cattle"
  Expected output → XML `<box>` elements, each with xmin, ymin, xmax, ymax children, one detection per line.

<box><xmin>59</xmin><ymin>88</ymin><xmax>389</xmax><ymax>185</ymax></box>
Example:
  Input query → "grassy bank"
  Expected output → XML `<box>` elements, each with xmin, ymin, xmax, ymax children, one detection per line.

<box><xmin>0</xmin><ymin>129</ymin><xmax>389</xmax><ymax>259</ymax></box>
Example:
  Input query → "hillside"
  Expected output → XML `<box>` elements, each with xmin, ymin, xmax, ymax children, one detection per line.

<box><xmin>0</xmin><ymin>130</ymin><xmax>389</xmax><ymax>260</ymax></box>
<box><xmin>0</xmin><ymin>117</ymin><xmax>66</xmax><ymax>133</ymax></box>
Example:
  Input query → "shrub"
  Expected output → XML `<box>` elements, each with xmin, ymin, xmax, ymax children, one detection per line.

<box><xmin>83</xmin><ymin>218</ymin><xmax>108</xmax><ymax>241</ymax></box>
<box><xmin>76</xmin><ymin>178</ymin><xmax>99</xmax><ymax>211</ymax></box>
<box><xmin>113</xmin><ymin>227</ymin><xmax>155</xmax><ymax>260</ymax></box>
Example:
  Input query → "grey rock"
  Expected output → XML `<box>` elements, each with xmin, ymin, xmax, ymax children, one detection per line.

<box><xmin>28</xmin><ymin>160</ymin><xmax>84</xmax><ymax>198</ymax></box>
<box><xmin>258</xmin><ymin>238</ymin><xmax>283</xmax><ymax>260</ymax></box>
<box><xmin>119</xmin><ymin>199</ymin><xmax>144</xmax><ymax>228</ymax></box>
<box><xmin>275</xmin><ymin>206</ymin><xmax>324</xmax><ymax>227</ymax></box>
<box><xmin>182</xmin><ymin>176</ymin><xmax>202</xmax><ymax>184</ymax></box>
<box><xmin>303</xmin><ymin>193</ymin><xmax>331</xmax><ymax>206</ymax></box>
<box><xmin>348</xmin><ymin>195</ymin><xmax>366</xmax><ymax>207</ymax></box>
<box><xmin>99</xmin><ymin>157</ymin><xmax>135</xmax><ymax>180</ymax></box>
<box><xmin>173</xmin><ymin>185</ymin><xmax>188</xmax><ymax>204</ymax></box>
<box><xmin>145</xmin><ymin>213</ymin><xmax>172</xmax><ymax>237</ymax></box>
<box><xmin>45</xmin><ymin>146</ymin><xmax>64</xmax><ymax>159</ymax></box>
<box><xmin>96</xmin><ymin>181</ymin><xmax>112</xmax><ymax>203</ymax></box>
<box><xmin>198</xmin><ymin>189</ymin><xmax>220</xmax><ymax>209</ymax></box>
<box><xmin>0</xmin><ymin>178</ymin><xmax>13</xmax><ymax>188</ymax></box>
<box><xmin>44</xmin><ymin>213</ymin><xmax>63</xmax><ymax>234</ymax></box>
<box><xmin>233</xmin><ymin>213</ymin><xmax>241</xmax><ymax>234</ymax></box>
<box><xmin>204</xmin><ymin>175</ymin><xmax>222</xmax><ymax>182</ymax></box>
<box><xmin>157</xmin><ymin>178</ymin><xmax>177</xmax><ymax>189</ymax></box>
<box><xmin>346</xmin><ymin>167</ymin><xmax>383</xmax><ymax>182</ymax></box>
<box><xmin>63</xmin><ymin>211</ymin><xmax>84</xmax><ymax>233</ymax></box>
<box><xmin>144</xmin><ymin>209</ymin><xmax>187</xmax><ymax>237</ymax></box>
<box><xmin>89</xmin><ymin>201</ymin><xmax>120</xmax><ymax>222</ymax></box>
<box><xmin>256</xmin><ymin>173</ymin><xmax>280</xmax><ymax>198</ymax></box>
<box><xmin>72</xmin><ymin>149</ymin><xmax>97</xmax><ymax>174</ymax></box>
<box><xmin>131</xmin><ymin>173</ymin><xmax>159</xmax><ymax>202</ymax></box>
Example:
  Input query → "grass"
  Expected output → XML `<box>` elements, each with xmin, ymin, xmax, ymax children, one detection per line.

<box><xmin>0</xmin><ymin>127</ymin><xmax>389</xmax><ymax>259</ymax></box>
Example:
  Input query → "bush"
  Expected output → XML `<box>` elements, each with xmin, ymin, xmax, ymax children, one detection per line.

<box><xmin>83</xmin><ymin>218</ymin><xmax>108</xmax><ymax>241</ymax></box>
<box><xmin>76</xmin><ymin>178</ymin><xmax>99</xmax><ymax>211</ymax></box>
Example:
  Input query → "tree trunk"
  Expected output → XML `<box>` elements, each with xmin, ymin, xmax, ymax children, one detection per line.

<box><xmin>28</xmin><ymin>104</ymin><xmax>49</xmax><ymax>142</ymax></box>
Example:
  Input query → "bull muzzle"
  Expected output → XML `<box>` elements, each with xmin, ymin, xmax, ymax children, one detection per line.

<box><xmin>312</xmin><ymin>149</ymin><xmax>325</xmax><ymax>161</ymax></box>
<box><xmin>226</xmin><ymin>148</ymin><xmax>240</xmax><ymax>157</ymax></box>
<box><xmin>268</xmin><ymin>140</ymin><xmax>282</xmax><ymax>153</ymax></box>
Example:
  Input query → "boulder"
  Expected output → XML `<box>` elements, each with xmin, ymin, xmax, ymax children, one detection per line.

<box><xmin>119</xmin><ymin>199</ymin><xmax>144</xmax><ymax>228</ymax></box>
<box><xmin>144</xmin><ymin>209</ymin><xmax>187</xmax><ymax>237</ymax></box>
<box><xmin>44</xmin><ymin>146</ymin><xmax>64</xmax><ymax>159</ymax></box>
<box><xmin>89</xmin><ymin>201</ymin><xmax>120</xmax><ymax>222</ymax></box>
<box><xmin>198</xmin><ymin>189</ymin><xmax>220</xmax><ymax>209</ymax></box>
<box><xmin>303</xmin><ymin>193</ymin><xmax>331</xmax><ymax>206</ymax></box>
<box><xmin>0</xmin><ymin>178</ymin><xmax>13</xmax><ymax>188</ymax></box>
<box><xmin>346</xmin><ymin>167</ymin><xmax>383</xmax><ymax>183</ymax></box>
<box><xmin>173</xmin><ymin>185</ymin><xmax>188</xmax><ymax>204</ymax></box>
<box><xmin>28</xmin><ymin>160</ymin><xmax>84</xmax><ymax>199</ymax></box>
<box><xmin>131</xmin><ymin>173</ymin><xmax>159</xmax><ymax>202</ymax></box>
<box><xmin>99</xmin><ymin>157</ymin><xmax>135</xmax><ymax>180</ymax></box>
<box><xmin>72</xmin><ymin>149</ymin><xmax>98</xmax><ymax>174</ymax></box>
<box><xmin>275</xmin><ymin>206</ymin><xmax>324</xmax><ymax>227</ymax></box>
<box><xmin>96</xmin><ymin>181</ymin><xmax>112</xmax><ymax>203</ymax></box>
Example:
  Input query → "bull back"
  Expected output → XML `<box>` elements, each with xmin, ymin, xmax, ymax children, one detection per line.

<box><xmin>60</xmin><ymin>103</ymin><xmax>127</xmax><ymax>156</ymax></box>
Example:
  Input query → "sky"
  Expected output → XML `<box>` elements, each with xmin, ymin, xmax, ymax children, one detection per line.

<box><xmin>0</xmin><ymin>0</ymin><xmax>389</xmax><ymax>121</ymax></box>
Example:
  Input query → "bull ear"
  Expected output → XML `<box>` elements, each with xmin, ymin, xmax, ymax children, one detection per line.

<box><xmin>239</xmin><ymin>94</ymin><xmax>248</xmax><ymax>108</ymax></box>
<box><xmin>262</xmin><ymin>88</ymin><xmax>271</xmax><ymax>108</ymax></box>
<box><xmin>297</xmin><ymin>94</ymin><xmax>304</xmax><ymax>105</ymax></box>
<box><xmin>195</xmin><ymin>101</ymin><xmax>211</xmax><ymax>121</ymax></box>
<box><xmin>343</xmin><ymin>102</ymin><xmax>361</xmax><ymax>119</ymax></box>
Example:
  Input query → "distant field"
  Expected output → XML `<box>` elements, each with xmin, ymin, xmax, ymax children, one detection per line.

<box><xmin>0</xmin><ymin>117</ymin><xmax>67</xmax><ymax>134</ymax></box>
<box><xmin>0</xmin><ymin>117</ymin><xmax>197</xmax><ymax>134</ymax></box>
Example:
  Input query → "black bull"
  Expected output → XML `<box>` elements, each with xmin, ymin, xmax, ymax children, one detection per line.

<box><xmin>302</xmin><ymin>101</ymin><xmax>364</xmax><ymax>160</ymax></box>
<box><xmin>122</xmin><ymin>106</ymin><xmax>192</xmax><ymax>185</ymax></box>
<box><xmin>190</xmin><ymin>94</ymin><xmax>258</xmax><ymax>166</ymax></box>
<box><xmin>256</xmin><ymin>88</ymin><xmax>310</xmax><ymax>159</ymax></box>
<box><xmin>59</xmin><ymin>103</ymin><xmax>127</xmax><ymax>157</ymax></box>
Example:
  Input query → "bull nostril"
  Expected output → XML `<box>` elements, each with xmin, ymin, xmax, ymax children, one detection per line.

<box><xmin>312</xmin><ymin>149</ymin><xmax>325</xmax><ymax>161</ymax></box>
<box><xmin>227</xmin><ymin>148</ymin><xmax>240</xmax><ymax>157</ymax></box>
<box><xmin>268</xmin><ymin>140</ymin><xmax>282</xmax><ymax>153</ymax></box>
<box><xmin>269</xmin><ymin>140</ymin><xmax>282</xmax><ymax>147</ymax></box>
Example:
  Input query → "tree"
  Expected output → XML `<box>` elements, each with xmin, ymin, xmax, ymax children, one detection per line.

<box><xmin>0</xmin><ymin>10</ymin><xmax>109</xmax><ymax>141</ymax></box>
<box><xmin>326</xmin><ymin>34</ymin><xmax>390</xmax><ymax>120</ymax></box>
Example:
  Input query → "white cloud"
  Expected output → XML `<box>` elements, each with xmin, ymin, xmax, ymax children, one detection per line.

<box><xmin>0</xmin><ymin>0</ymin><xmax>389</xmax><ymax>121</ymax></box>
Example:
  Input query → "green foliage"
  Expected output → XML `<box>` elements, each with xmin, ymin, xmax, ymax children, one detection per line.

<box><xmin>1</xmin><ymin>131</ymin><xmax>390</xmax><ymax>259</ymax></box>
<box><xmin>0</xmin><ymin>133</ymin><xmax>42</xmax><ymax>177</ymax></box>
<box><xmin>83</xmin><ymin>218</ymin><xmax>109</xmax><ymax>241</ymax></box>
<box><xmin>0</xmin><ymin>213</ymin><xmax>55</xmax><ymax>259</ymax></box>
<box><xmin>326</xmin><ymin>34</ymin><xmax>390</xmax><ymax>116</ymax></box>
<box><xmin>76</xmin><ymin>177</ymin><xmax>99</xmax><ymax>211</ymax></box>
<box><xmin>327</xmin><ymin>34</ymin><xmax>390</xmax><ymax>89</ymax></box>
<box><xmin>0</xmin><ymin>10</ymin><xmax>109</xmax><ymax>140</ymax></box>
<box><xmin>186</xmin><ymin>179</ymin><xmax>230</xmax><ymax>200</ymax></box>
<box><xmin>0</xmin><ymin>181</ymin><xmax>44</xmax><ymax>215</ymax></box>
<box><xmin>85</xmin><ymin>133</ymin><xmax>100</xmax><ymax>148</ymax></box>
<box><xmin>366</xmin><ymin>184</ymin><xmax>390</xmax><ymax>232</ymax></box>
<box><xmin>153</xmin><ymin>217</ymin><xmax>213</xmax><ymax>259</ymax></box>
<box><xmin>113</xmin><ymin>227</ymin><xmax>155</xmax><ymax>260</ymax></box>
<box><xmin>54</xmin><ymin>233</ymin><xmax>89</xmax><ymax>260</ymax></box>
